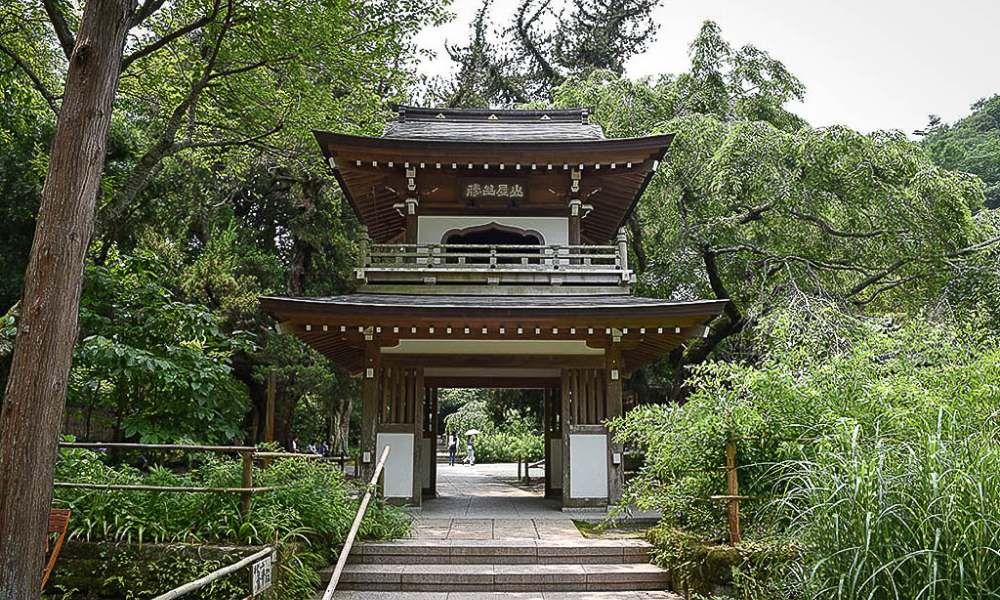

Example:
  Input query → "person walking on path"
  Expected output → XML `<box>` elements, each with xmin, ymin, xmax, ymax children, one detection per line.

<box><xmin>447</xmin><ymin>433</ymin><xmax>458</xmax><ymax>466</ymax></box>
<box><xmin>462</xmin><ymin>435</ymin><xmax>476</xmax><ymax>466</ymax></box>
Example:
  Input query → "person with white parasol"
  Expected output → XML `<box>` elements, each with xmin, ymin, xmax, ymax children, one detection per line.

<box><xmin>463</xmin><ymin>429</ymin><xmax>480</xmax><ymax>466</ymax></box>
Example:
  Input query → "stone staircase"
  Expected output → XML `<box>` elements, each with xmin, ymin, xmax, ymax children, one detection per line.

<box><xmin>318</xmin><ymin>538</ymin><xmax>677</xmax><ymax>598</ymax></box>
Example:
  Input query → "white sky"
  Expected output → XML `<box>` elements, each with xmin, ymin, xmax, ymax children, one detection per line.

<box><xmin>414</xmin><ymin>0</ymin><xmax>1000</xmax><ymax>135</ymax></box>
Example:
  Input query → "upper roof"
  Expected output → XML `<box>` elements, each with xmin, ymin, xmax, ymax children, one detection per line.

<box><xmin>313</xmin><ymin>106</ymin><xmax>674</xmax><ymax>244</ymax></box>
<box><xmin>382</xmin><ymin>106</ymin><xmax>605</xmax><ymax>142</ymax></box>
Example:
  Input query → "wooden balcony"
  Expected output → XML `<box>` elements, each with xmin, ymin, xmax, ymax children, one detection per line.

<box><xmin>356</xmin><ymin>242</ymin><xmax>633</xmax><ymax>295</ymax></box>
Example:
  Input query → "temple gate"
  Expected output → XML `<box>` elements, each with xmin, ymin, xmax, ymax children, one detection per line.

<box><xmin>261</xmin><ymin>106</ymin><xmax>726</xmax><ymax>508</ymax></box>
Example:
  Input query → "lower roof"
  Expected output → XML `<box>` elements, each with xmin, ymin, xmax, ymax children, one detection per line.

<box><xmin>260</xmin><ymin>293</ymin><xmax>726</xmax><ymax>316</ymax></box>
<box><xmin>260</xmin><ymin>293</ymin><xmax>727</xmax><ymax>376</ymax></box>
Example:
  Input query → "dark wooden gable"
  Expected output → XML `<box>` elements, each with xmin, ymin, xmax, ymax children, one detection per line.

<box><xmin>314</xmin><ymin>106</ymin><xmax>672</xmax><ymax>244</ymax></box>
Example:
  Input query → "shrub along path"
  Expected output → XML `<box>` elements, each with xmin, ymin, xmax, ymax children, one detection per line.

<box><xmin>319</xmin><ymin>463</ymin><xmax>678</xmax><ymax>599</ymax></box>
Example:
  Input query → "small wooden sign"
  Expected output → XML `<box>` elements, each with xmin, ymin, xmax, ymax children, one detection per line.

<box><xmin>460</xmin><ymin>178</ymin><xmax>528</xmax><ymax>204</ymax></box>
<box><xmin>250</xmin><ymin>554</ymin><xmax>273</xmax><ymax>596</ymax></box>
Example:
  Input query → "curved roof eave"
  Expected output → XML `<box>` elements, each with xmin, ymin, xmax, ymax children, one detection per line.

<box><xmin>312</xmin><ymin>130</ymin><xmax>675</xmax><ymax>157</ymax></box>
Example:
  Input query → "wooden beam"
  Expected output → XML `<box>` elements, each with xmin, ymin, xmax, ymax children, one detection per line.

<box><xmin>423</xmin><ymin>376</ymin><xmax>560</xmax><ymax>389</ymax></box>
<box><xmin>379</xmin><ymin>354</ymin><xmax>605</xmax><ymax>369</ymax></box>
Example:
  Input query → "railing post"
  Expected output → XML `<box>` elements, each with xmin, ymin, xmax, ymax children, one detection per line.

<box><xmin>725</xmin><ymin>439</ymin><xmax>741</xmax><ymax>545</ymax></box>
<box><xmin>240</xmin><ymin>451</ymin><xmax>253</xmax><ymax>518</ymax></box>
<box><xmin>616</xmin><ymin>227</ymin><xmax>629</xmax><ymax>273</ymax></box>
<box><xmin>358</xmin><ymin>226</ymin><xmax>370</xmax><ymax>269</ymax></box>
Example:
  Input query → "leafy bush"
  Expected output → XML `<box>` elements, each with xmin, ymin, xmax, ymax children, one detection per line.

<box><xmin>613</xmin><ymin>307</ymin><xmax>1000</xmax><ymax>599</ymax></box>
<box><xmin>475</xmin><ymin>430</ymin><xmax>544</xmax><ymax>463</ymax></box>
<box><xmin>445</xmin><ymin>405</ymin><xmax>543</xmax><ymax>463</ymax></box>
<box><xmin>443</xmin><ymin>399</ymin><xmax>495</xmax><ymax>437</ymax></box>
<box><xmin>54</xmin><ymin>447</ymin><xmax>408</xmax><ymax>546</ymax></box>
<box><xmin>51</xmin><ymin>447</ymin><xmax>409</xmax><ymax>599</ymax></box>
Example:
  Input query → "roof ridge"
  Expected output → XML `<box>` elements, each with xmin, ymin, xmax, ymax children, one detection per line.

<box><xmin>393</xmin><ymin>104</ymin><xmax>595</xmax><ymax>124</ymax></box>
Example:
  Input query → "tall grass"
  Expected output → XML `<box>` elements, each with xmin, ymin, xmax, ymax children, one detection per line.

<box><xmin>775</xmin><ymin>421</ymin><xmax>1000</xmax><ymax>600</ymax></box>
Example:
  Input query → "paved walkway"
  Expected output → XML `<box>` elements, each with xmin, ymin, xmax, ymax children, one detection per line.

<box><xmin>409</xmin><ymin>462</ymin><xmax>582</xmax><ymax>541</ymax></box>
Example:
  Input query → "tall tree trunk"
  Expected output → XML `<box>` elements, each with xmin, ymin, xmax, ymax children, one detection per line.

<box><xmin>286</xmin><ymin>177</ymin><xmax>321</xmax><ymax>296</ymax></box>
<box><xmin>334</xmin><ymin>397</ymin><xmax>351</xmax><ymax>456</ymax></box>
<box><xmin>0</xmin><ymin>1</ymin><xmax>134</xmax><ymax>597</ymax></box>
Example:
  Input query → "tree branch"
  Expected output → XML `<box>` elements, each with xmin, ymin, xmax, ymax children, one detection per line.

<box><xmin>130</xmin><ymin>0</ymin><xmax>169</xmax><ymax>28</ymax></box>
<box><xmin>789</xmin><ymin>209</ymin><xmax>905</xmax><ymax>238</ymax></box>
<box><xmin>121</xmin><ymin>0</ymin><xmax>220</xmax><ymax>71</ymax></box>
<box><xmin>0</xmin><ymin>41</ymin><xmax>60</xmax><ymax>116</ymax></box>
<box><xmin>40</xmin><ymin>0</ymin><xmax>76</xmax><ymax>60</ymax></box>
<box><xmin>847</xmin><ymin>259</ymin><xmax>908</xmax><ymax>297</ymax></box>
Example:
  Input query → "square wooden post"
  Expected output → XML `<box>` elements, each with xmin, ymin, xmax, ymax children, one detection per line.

<box><xmin>726</xmin><ymin>439</ymin><xmax>741</xmax><ymax>545</ymax></box>
<box><xmin>240</xmin><ymin>450</ymin><xmax>253</xmax><ymax>517</ymax></box>
<box><xmin>605</xmin><ymin>346</ymin><xmax>624</xmax><ymax>505</ymax></box>
<box><xmin>411</xmin><ymin>367</ymin><xmax>424</xmax><ymax>506</ymax></box>
<box><xmin>360</xmin><ymin>341</ymin><xmax>379</xmax><ymax>483</ymax></box>
<box><xmin>560</xmin><ymin>369</ymin><xmax>572</xmax><ymax>504</ymax></box>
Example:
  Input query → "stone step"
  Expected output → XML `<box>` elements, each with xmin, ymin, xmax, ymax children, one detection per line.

<box><xmin>327</xmin><ymin>563</ymin><xmax>670</xmax><ymax>592</ymax></box>
<box><xmin>348</xmin><ymin>539</ymin><xmax>651</xmax><ymax>564</ymax></box>
<box><xmin>321</xmin><ymin>591</ymin><xmax>682</xmax><ymax>599</ymax></box>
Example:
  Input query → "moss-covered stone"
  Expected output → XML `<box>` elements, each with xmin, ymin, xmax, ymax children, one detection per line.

<box><xmin>646</xmin><ymin>525</ymin><xmax>802</xmax><ymax>599</ymax></box>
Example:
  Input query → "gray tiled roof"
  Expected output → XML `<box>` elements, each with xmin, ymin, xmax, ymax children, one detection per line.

<box><xmin>261</xmin><ymin>293</ymin><xmax>726</xmax><ymax>311</ymax></box>
<box><xmin>381</xmin><ymin>121</ymin><xmax>606</xmax><ymax>142</ymax></box>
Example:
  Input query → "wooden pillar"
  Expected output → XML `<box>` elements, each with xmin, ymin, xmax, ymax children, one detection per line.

<box><xmin>405</xmin><ymin>197</ymin><xmax>419</xmax><ymax>244</ymax></box>
<box><xmin>265</xmin><ymin>370</ymin><xmax>276</xmax><ymax>445</ymax></box>
<box><xmin>264</xmin><ymin>369</ymin><xmax>276</xmax><ymax>468</ymax></box>
<box><xmin>360</xmin><ymin>341</ymin><xmax>379</xmax><ymax>482</ymax></box>
<box><xmin>560</xmin><ymin>369</ymin><xmax>573</xmax><ymax>504</ymax></box>
<box><xmin>411</xmin><ymin>367</ymin><xmax>424</xmax><ymax>506</ymax></box>
<box><xmin>568</xmin><ymin>199</ymin><xmax>582</xmax><ymax>246</ymax></box>
<box><xmin>606</xmin><ymin>346</ymin><xmax>624</xmax><ymax>505</ymax></box>
<box><xmin>726</xmin><ymin>439</ymin><xmax>741</xmax><ymax>544</ymax></box>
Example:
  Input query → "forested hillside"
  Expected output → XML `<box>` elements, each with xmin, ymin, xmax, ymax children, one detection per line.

<box><xmin>921</xmin><ymin>95</ymin><xmax>1000</xmax><ymax>209</ymax></box>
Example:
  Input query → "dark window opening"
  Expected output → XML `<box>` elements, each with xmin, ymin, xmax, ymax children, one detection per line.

<box><xmin>444</xmin><ymin>227</ymin><xmax>542</xmax><ymax>265</ymax></box>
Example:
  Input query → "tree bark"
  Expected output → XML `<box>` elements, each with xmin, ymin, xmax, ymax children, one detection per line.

<box><xmin>0</xmin><ymin>1</ymin><xmax>135</xmax><ymax>597</ymax></box>
<box><xmin>286</xmin><ymin>177</ymin><xmax>321</xmax><ymax>296</ymax></box>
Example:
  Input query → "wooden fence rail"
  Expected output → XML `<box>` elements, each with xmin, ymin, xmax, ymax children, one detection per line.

<box><xmin>54</xmin><ymin>442</ymin><xmax>353</xmax><ymax>517</ymax></box>
<box><xmin>150</xmin><ymin>546</ymin><xmax>274</xmax><ymax>600</ymax></box>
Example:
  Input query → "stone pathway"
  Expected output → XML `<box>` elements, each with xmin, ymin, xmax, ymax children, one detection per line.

<box><xmin>318</xmin><ymin>462</ymin><xmax>678</xmax><ymax>599</ymax></box>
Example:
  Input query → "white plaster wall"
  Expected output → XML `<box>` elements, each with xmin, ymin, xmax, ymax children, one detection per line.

<box><xmin>418</xmin><ymin>216</ymin><xmax>568</xmax><ymax>245</ymax></box>
<box><xmin>549</xmin><ymin>439</ymin><xmax>563</xmax><ymax>489</ymax></box>
<box><xmin>569</xmin><ymin>434</ymin><xmax>608</xmax><ymax>499</ymax></box>
<box><xmin>376</xmin><ymin>432</ymin><xmax>414</xmax><ymax>499</ymax></box>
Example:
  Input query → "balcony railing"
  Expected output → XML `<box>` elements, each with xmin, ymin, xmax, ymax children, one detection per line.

<box><xmin>356</xmin><ymin>241</ymin><xmax>633</xmax><ymax>294</ymax></box>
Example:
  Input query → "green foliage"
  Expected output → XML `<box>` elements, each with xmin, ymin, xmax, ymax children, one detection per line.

<box><xmin>67</xmin><ymin>252</ymin><xmax>255</xmax><ymax>443</ymax></box>
<box><xmin>434</xmin><ymin>0</ymin><xmax>663</xmax><ymax>107</ymax></box>
<box><xmin>923</xmin><ymin>95</ymin><xmax>1000</xmax><ymax>209</ymax></box>
<box><xmin>444</xmin><ymin>399</ymin><xmax>495</xmax><ymax>438</ymax></box>
<box><xmin>777</xmin><ymin>426</ymin><xmax>1000</xmax><ymax>600</ymax></box>
<box><xmin>53</xmin><ymin>446</ymin><xmax>408</xmax><ymax>546</ymax></box>
<box><xmin>615</xmin><ymin>307</ymin><xmax>1000</xmax><ymax>598</ymax></box>
<box><xmin>443</xmin><ymin>401</ymin><xmax>544</xmax><ymax>463</ymax></box>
